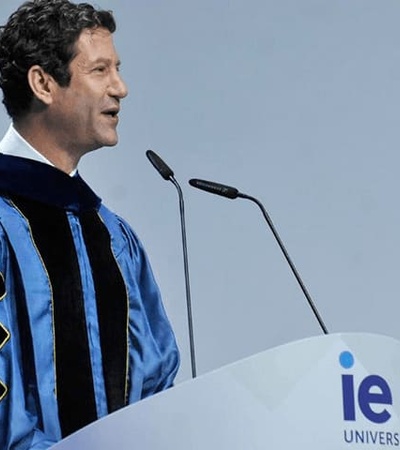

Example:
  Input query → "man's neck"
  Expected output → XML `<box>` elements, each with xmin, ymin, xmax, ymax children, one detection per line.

<box><xmin>13</xmin><ymin>118</ymin><xmax>80</xmax><ymax>175</ymax></box>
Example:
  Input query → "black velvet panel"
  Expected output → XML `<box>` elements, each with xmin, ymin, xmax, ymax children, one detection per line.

<box><xmin>0</xmin><ymin>155</ymin><xmax>100</xmax><ymax>212</ymax></box>
<box><xmin>79</xmin><ymin>210</ymin><xmax>128</xmax><ymax>413</ymax></box>
<box><xmin>12</xmin><ymin>197</ymin><xmax>97</xmax><ymax>437</ymax></box>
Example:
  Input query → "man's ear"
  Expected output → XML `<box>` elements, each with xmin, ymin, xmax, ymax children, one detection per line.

<box><xmin>27</xmin><ymin>65</ymin><xmax>57</xmax><ymax>105</ymax></box>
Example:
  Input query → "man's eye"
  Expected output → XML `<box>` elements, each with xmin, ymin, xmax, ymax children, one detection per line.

<box><xmin>94</xmin><ymin>66</ymin><xmax>106</xmax><ymax>73</ymax></box>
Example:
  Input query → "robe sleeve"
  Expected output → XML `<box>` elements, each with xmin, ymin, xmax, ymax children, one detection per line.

<box><xmin>116</xmin><ymin>216</ymin><xmax>180</xmax><ymax>399</ymax></box>
<box><xmin>0</xmin><ymin>229</ymin><xmax>57</xmax><ymax>450</ymax></box>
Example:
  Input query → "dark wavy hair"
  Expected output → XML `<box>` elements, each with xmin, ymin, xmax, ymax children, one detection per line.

<box><xmin>0</xmin><ymin>0</ymin><xmax>116</xmax><ymax>120</ymax></box>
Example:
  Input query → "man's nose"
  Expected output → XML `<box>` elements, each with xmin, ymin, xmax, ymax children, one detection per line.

<box><xmin>110</xmin><ymin>71</ymin><xmax>128</xmax><ymax>99</ymax></box>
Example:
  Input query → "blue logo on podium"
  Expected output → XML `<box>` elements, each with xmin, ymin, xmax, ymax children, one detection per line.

<box><xmin>340</xmin><ymin>350</ymin><xmax>399</xmax><ymax>446</ymax></box>
<box><xmin>340</xmin><ymin>350</ymin><xmax>392</xmax><ymax>424</ymax></box>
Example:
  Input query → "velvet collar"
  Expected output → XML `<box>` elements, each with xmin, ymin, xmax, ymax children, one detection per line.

<box><xmin>0</xmin><ymin>154</ymin><xmax>101</xmax><ymax>213</ymax></box>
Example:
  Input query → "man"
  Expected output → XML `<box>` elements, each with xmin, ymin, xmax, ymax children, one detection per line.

<box><xmin>0</xmin><ymin>1</ymin><xmax>180</xmax><ymax>448</ymax></box>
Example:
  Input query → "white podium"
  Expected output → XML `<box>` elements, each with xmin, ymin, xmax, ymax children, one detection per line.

<box><xmin>51</xmin><ymin>333</ymin><xmax>400</xmax><ymax>449</ymax></box>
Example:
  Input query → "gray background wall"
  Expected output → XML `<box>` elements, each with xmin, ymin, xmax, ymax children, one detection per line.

<box><xmin>1</xmin><ymin>0</ymin><xmax>400</xmax><ymax>382</ymax></box>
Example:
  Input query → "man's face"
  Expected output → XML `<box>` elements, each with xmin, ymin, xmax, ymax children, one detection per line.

<box><xmin>48</xmin><ymin>27</ymin><xmax>128</xmax><ymax>156</ymax></box>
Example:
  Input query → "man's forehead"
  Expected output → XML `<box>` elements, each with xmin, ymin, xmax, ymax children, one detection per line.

<box><xmin>73</xmin><ymin>27</ymin><xmax>119</xmax><ymax>63</ymax></box>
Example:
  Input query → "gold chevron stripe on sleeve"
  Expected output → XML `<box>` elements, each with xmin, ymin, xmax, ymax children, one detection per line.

<box><xmin>0</xmin><ymin>322</ymin><xmax>10</xmax><ymax>350</ymax></box>
<box><xmin>0</xmin><ymin>380</ymin><xmax>7</xmax><ymax>402</ymax></box>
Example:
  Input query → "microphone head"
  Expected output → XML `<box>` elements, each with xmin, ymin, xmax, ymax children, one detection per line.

<box><xmin>146</xmin><ymin>149</ymin><xmax>174</xmax><ymax>180</ymax></box>
<box><xmin>189</xmin><ymin>178</ymin><xmax>239</xmax><ymax>199</ymax></box>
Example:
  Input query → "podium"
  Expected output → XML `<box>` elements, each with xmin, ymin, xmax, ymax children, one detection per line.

<box><xmin>51</xmin><ymin>333</ymin><xmax>400</xmax><ymax>449</ymax></box>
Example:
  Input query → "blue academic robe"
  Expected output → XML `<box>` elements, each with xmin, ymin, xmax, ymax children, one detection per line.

<box><xmin>0</xmin><ymin>155</ymin><xmax>180</xmax><ymax>449</ymax></box>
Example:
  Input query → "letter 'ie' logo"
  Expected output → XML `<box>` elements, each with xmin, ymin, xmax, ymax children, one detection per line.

<box><xmin>340</xmin><ymin>351</ymin><xmax>392</xmax><ymax>424</ymax></box>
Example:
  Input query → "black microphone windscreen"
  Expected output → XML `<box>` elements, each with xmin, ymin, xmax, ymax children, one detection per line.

<box><xmin>189</xmin><ymin>178</ymin><xmax>239</xmax><ymax>199</ymax></box>
<box><xmin>146</xmin><ymin>149</ymin><xmax>174</xmax><ymax>180</ymax></box>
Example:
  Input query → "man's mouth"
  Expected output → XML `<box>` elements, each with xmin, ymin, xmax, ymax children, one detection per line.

<box><xmin>102</xmin><ymin>108</ymin><xmax>120</xmax><ymax>118</ymax></box>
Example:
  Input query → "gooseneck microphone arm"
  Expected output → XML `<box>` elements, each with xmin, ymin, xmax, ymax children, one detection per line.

<box><xmin>146</xmin><ymin>150</ymin><xmax>197</xmax><ymax>378</ymax></box>
<box><xmin>189</xmin><ymin>178</ymin><xmax>329</xmax><ymax>335</ymax></box>
<box><xmin>239</xmin><ymin>192</ymin><xmax>328</xmax><ymax>335</ymax></box>
<box><xmin>170</xmin><ymin>176</ymin><xmax>197</xmax><ymax>375</ymax></box>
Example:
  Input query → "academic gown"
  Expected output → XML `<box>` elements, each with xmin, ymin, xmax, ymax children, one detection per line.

<box><xmin>0</xmin><ymin>155</ymin><xmax>180</xmax><ymax>449</ymax></box>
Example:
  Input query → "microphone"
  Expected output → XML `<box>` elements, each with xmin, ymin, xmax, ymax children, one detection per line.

<box><xmin>188</xmin><ymin>179</ymin><xmax>239</xmax><ymax>199</ymax></box>
<box><xmin>146</xmin><ymin>150</ymin><xmax>197</xmax><ymax>378</ymax></box>
<box><xmin>146</xmin><ymin>149</ymin><xmax>174</xmax><ymax>180</ymax></box>
<box><xmin>189</xmin><ymin>178</ymin><xmax>328</xmax><ymax>335</ymax></box>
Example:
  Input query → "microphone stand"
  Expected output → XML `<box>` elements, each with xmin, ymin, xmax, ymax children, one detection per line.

<box><xmin>238</xmin><ymin>192</ymin><xmax>328</xmax><ymax>335</ymax></box>
<box><xmin>189</xmin><ymin>178</ymin><xmax>329</xmax><ymax>336</ymax></box>
<box><xmin>170</xmin><ymin>176</ymin><xmax>197</xmax><ymax>377</ymax></box>
<box><xmin>146</xmin><ymin>150</ymin><xmax>197</xmax><ymax>378</ymax></box>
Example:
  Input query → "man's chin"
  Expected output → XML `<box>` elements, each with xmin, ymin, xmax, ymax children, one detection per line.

<box><xmin>103</xmin><ymin>140</ymin><xmax>119</xmax><ymax>148</ymax></box>
<box><xmin>83</xmin><ymin>138</ymin><xmax>119</xmax><ymax>155</ymax></box>
<box><xmin>99</xmin><ymin>134</ymin><xmax>119</xmax><ymax>149</ymax></box>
